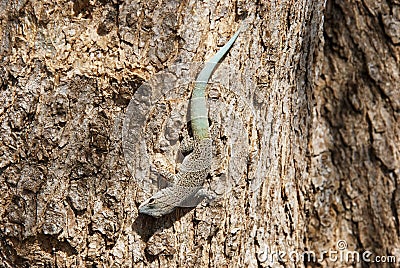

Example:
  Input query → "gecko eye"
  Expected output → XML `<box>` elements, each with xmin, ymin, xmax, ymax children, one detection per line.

<box><xmin>148</xmin><ymin>198</ymin><xmax>155</xmax><ymax>204</ymax></box>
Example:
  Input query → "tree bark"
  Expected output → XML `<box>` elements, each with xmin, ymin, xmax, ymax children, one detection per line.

<box><xmin>2</xmin><ymin>0</ymin><xmax>397</xmax><ymax>267</ymax></box>
<box><xmin>309</xmin><ymin>0</ymin><xmax>400</xmax><ymax>267</ymax></box>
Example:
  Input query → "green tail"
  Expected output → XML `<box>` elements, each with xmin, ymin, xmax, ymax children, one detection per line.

<box><xmin>190</xmin><ymin>27</ymin><xmax>242</xmax><ymax>140</ymax></box>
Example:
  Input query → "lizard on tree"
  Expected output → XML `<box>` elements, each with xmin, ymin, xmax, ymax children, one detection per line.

<box><xmin>138</xmin><ymin>26</ymin><xmax>242</xmax><ymax>218</ymax></box>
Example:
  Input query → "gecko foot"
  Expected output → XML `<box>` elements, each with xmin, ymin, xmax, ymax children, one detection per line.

<box><xmin>179</xmin><ymin>129</ymin><xmax>194</xmax><ymax>154</ymax></box>
<box><xmin>195</xmin><ymin>188</ymin><xmax>217</xmax><ymax>204</ymax></box>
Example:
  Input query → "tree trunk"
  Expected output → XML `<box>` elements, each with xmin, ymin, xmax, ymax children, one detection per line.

<box><xmin>309</xmin><ymin>0</ymin><xmax>400</xmax><ymax>267</ymax></box>
<box><xmin>1</xmin><ymin>0</ymin><xmax>397</xmax><ymax>267</ymax></box>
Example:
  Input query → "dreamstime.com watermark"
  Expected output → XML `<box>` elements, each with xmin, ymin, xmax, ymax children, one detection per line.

<box><xmin>257</xmin><ymin>240</ymin><xmax>397</xmax><ymax>264</ymax></box>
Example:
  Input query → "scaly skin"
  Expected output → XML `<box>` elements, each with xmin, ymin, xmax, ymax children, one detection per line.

<box><xmin>139</xmin><ymin>27</ymin><xmax>242</xmax><ymax>218</ymax></box>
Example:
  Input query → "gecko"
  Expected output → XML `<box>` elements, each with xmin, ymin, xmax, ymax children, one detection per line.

<box><xmin>138</xmin><ymin>26</ymin><xmax>242</xmax><ymax>218</ymax></box>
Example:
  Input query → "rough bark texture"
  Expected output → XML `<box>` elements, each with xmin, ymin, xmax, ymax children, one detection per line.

<box><xmin>2</xmin><ymin>0</ymin><xmax>397</xmax><ymax>267</ymax></box>
<box><xmin>309</xmin><ymin>0</ymin><xmax>400</xmax><ymax>266</ymax></box>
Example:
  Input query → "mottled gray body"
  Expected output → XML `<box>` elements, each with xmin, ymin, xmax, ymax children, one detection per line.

<box><xmin>139</xmin><ymin>139</ymin><xmax>212</xmax><ymax>217</ymax></box>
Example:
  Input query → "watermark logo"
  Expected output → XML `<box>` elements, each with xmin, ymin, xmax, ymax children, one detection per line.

<box><xmin>336</xmin><ymin>239</ymin><xmax>347</xmax><ymax>250</ymax></box>
<box><xmin>257</xmin><ymin>240</ymin><xmax>397</xmax><ymax>264</ymax></box>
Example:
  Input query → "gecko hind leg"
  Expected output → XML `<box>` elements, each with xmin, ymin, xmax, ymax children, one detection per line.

<box><xmin>210</xmin><ymin>120</ymin><xmax>220</xmax><ymax>139</ymax></box>
<box><xmin>179</xmin><ymin>129</ymin><xmax>194</xmax><ymax>154</ymax></box>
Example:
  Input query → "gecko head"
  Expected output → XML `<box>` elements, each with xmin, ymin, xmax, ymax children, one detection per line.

<box><xmin>138</xmin><ymin>189</ymin><xmax>177</xmax><ymax>218</ymax></box>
